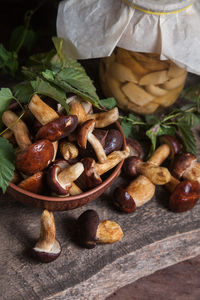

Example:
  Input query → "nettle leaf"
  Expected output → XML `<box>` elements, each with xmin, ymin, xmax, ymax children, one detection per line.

<box><xmin>100</xmin><ymin>98</ymin><xmax>116</xmax><ymax>109</ymax></box>
<box><xmin>0</xmin><ymin>88</ymin><xmax>14</xmax><ymax>128</ymax></box>
<box><xmin>13</xmin><ymin>82</ymin><xmax>34</xmax><ymax>104</ymax></box>
<box><xmin>177</xmin><ymin>121</ymin><xmax>197</xmax><ymax>155</ymax></box>
<box><xmin>31</xmin><ymin>77</ymin><xmax>70</xmax><ymax>114</ymax></box>
<box><xmin>145</xmin><ymin>114</ymin><xmax>160</xmax><ymax>125</ymax></box>
<box><xmin>42</xmin><ymin>69</ymin><xmax>101</xmax><ymax>108</ymax></box>
<box><xmin>181</xmin><ymin>84</ymin><xmax>200</xmax><ymax>103</ymax></box>
<box><xmin>0</xmin><ymin>138</ymin><xmax>15</xmax><ymax>193</ymax></box>
<box><xmin>10</xmin><ymin>25</ymin><xmax>37</xmax><ymax>52</ymax></box>
<box><xmin>0</xmin><ymin>44</ymin><xmax>18</xmax><ymax>76</ymax></box>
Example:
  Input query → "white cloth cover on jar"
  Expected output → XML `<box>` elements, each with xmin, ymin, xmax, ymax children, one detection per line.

<box><xmin>56</xmin><ymin>0</ymin><xmax>200</xmax><ymax>75</ymax></box>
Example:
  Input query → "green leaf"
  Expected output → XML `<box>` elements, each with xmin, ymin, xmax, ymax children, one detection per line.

<box><xmin>42</xmin><ymin>69</ymin><xmax>101</xmax><ymax>108</ymax></box>
<box><xmin>146</xmin><ymin>124</ymin><xmax>162</xmax><ymax>152</ymax></box>
<box><xmin>0</xmin><ymin>44</ymin><xmax>18</xmax><ymax>76</ymax></box>
<box><xmin>31</xmin><ymin>77</ymin><xmax>70</xmax><ymax>114</ymax></box>
<box><xmin>13</xmin><ymin>82</ymin><xmax>34</xmax><ymax>104</ymax></box>
<box><xmin>0</xmin><ymin>137</ymin><xmax>15</xmax><ymax>193</ymax></box>
<box><xmin>0</xmin><ymin>88</ymin><xmax>14</xmax><ymax>128</ymax></box>
<box><xmin>99</xmin><ymin>98</ymin><xmax>116</xmax><ymax>109</ymax></box>
<box><xmin>10</xmin><ymin>25</ymin><xmax>37</xmax><ymax>52</ymax></box>
<box><xmin>177</xmin><ymin>121</ymin><xmax>197</xmax><ymax>155</ymax></box>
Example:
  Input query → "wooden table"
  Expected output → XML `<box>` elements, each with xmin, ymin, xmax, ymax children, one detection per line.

<box><xmin>0</xmin><ymin>73</ymin><xmax>200</xmax><ymax>300</ymax></box>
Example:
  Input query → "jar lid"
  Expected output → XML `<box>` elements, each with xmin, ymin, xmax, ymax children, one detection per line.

<box><xmin>57</xmin><ymin>0</ymin><xmax>200</xmax><ymax>75</ymax></box>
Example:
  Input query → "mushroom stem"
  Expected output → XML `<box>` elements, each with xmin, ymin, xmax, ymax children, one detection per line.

<box><xmin>69</xmin><ymin>182</ymin><xmax>83</xmax><ymax>195</ymax></box>
<box><xmin>95</xmin><ymin>149</ymin><xmax>130</xmax><ymax>175</ymax></box>
<box><xmin>87</xmin><ymin>107</ymin><xmax>119</xmax><ymax>128</ymax></box>
<box><xmin>36</xmin><ymin>210</ymin><xmax>56</xmax><ymax>252</ymax></box>
<box><xmin>87</xmin><ymin>132</ymin><xmax>107</xmax><ymax>164</ymax></box>
<box><xmin>57</xmin><ymin>162</ymin><xmax>84</xmax><ymax>186</ymax></box>
<box><xmin>2</xmin><ymin>110</ymin><xmax>32</xmax><ymax>151</ymax></box>
<box><xmin>165</xmin><ymin>175</ymin><xmax>180</xmax><ymax>193</ymax></box>
<box><xmin>136</xmin><ymin>162</ymin><xmax>171</xmax><ymax>185</ymax></box>
<box><xmin>29</xmin><ymin>94</ymin><xmax>59</xmax><ymax>125</ymax></box>
<box><xmin>147</xmin><ymin>144</ymin><xmax>171</xmax><ymax>166</ymax></box>
<box><xmin>96</xmin><ymin>220</ymin><xmax>124</xmax><ymax>244</ymax></box>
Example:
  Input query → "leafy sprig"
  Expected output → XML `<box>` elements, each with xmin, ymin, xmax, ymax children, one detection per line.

<box><xmin>118</xmin><ymin>85</ymin><xmax>200</xmax><ymax>156</ymax></box>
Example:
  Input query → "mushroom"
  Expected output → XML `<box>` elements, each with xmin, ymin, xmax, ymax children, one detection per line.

<box><xmin>122</xmin><ymin>156</ymin><xmax>171</xmax><ymax>185</ymax></box>
<box><xmin>59</xmin><ymin>141</ymin><xmax>79</xmax><ymax>161</ymax></box>
<box><xmin>113</xmin><ymin>140</ymin><xmax>177</xmax><ymax>213</ymax></box>
<box><xmin>29</xmin><ymin>94</ymin><xmax>78</xmax><ymax>142</ymax></box>
<box><xmin>47</xmin><ymin>160</ymin><xmax>84</xmax><ymax>196</ymax></box>
<box><xmin>172</xmin><ymin>152</ymin><xmax>200</xmax><ymax>183</ymax></box>
<box><xmin>159</xmin><ymin>134</ymin><xmax>182</xmax><ymax>160</ymax></box>
<box><xmin>104</xmin><ymin>129</ymin><xmax>124</xmax><ymax>155</ymax></box>
<box><xmin>165</xmin><ymin>176</ymin><xmax>200</xmax><ymax>212</ymax></box>
<box><xmin>77</xmin><ymin>149</ymin><xmax>130</xmax><ymax>190</ymax></box>
<box><xmin>2</xmin><ymin>110</ymin><xmax>55</xmax><ymax>175</ymax></box>
<box><xmin>113</xmin><ymin>176</ymin><xmax>155</xmax><ymax>213</ymax></box>
<box><xmin>18</xmin><ymin>171</ymin><xmax>44</xmax><ymax>194</ymax></box>
<box><xmin>77</xmin><ymin>209</ymin><xmax>123</xmax><ymax>249</ymax></box>
<box><xmin>87</xmin><ymin>107</ymin><xmax>119</xmax><ymax>128</ymax></box>
<box><xmin>32</xmin><ymin>210</ymin><xmax>61</xmax><ymax>263</ymax></box>
<box><xmin>77</xmin><ymin>119</ymin><xmax>107</xmax><ymax>163</ymax></box>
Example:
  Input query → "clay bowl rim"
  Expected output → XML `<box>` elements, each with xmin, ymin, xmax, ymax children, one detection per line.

<box><xmin>8</xmin><ymin>121</ymin><xmax>126</xmax><ymax>203</ymax></box>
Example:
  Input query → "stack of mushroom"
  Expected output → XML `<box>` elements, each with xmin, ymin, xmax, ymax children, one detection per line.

<box><xmin>3</xmin><ymin>94</ymin><xmax>129</xmax><ymax>197</ymax></box>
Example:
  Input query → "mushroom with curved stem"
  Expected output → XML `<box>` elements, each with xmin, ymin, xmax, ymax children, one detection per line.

<box><xmin>2</xmin><ymin>110</ymin><xmax>55</xmax><ymax>175</ymax></box>
<box><xmin>77</xmin><ymin>209</ymin><xmax>124</xmax><ymax>249</ymax></box>
<box><xmin>77</xmin><ymin>149</ymin><xmax>130</xmax><ymax>190</ymax></box>
<box><xmin>77</xmin><ymin>119</ymin><xmax>107</xmax><ymax>164</ymax></box>
<box><xmin>172</xmin><ymin>152</ymin><xmax>200</xmax><ymax>183</ymax></box>
<box><xmin>165</xmin><ymin>176</ymin><xmax>200</xmax><ymax>212</ymax></box>
<box><xmin>47</xmin><ymin>160</ymin><xmax>84</xmax><ymax>196</ymax></box>
<box><xmin>32</xmin><ymin>210</ymin><xmax>61</xmax><ymax>263</ymax></box>
<box><xmin>126</xmin><ymin>137</ymin><xmax>144</xmax><ymax>159</ymax></box>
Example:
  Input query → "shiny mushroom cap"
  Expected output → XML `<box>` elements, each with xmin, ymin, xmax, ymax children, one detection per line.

<box><xmin>35</xmin><ymin>115</ymin><xmax>78</xmax><ymax>142</ymax></box>
<box><xmin>172</xmin><ymin>153</ymin><xmax>197</xmax><ymax>179</ymax></box>
<box><xmin>15</xmin><ymin>139</ymin><xmax>54</xmax><ymax>175</ymax></box>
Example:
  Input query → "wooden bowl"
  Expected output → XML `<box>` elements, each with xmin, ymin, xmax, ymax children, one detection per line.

<box><xmin>7</xmin><ymin>121</ymin><xmax>126</xmax><ymax>211</ymax></box>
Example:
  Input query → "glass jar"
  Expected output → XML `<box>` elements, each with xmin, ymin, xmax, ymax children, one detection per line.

<box><xmin>99</xmin><ymin>47</ymin><xmax>187</xmax><ymax>115</ymax></box>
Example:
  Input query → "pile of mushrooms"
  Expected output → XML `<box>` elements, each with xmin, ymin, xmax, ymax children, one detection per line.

<box><xmin>113</xmin><ymin>134</ymin><xmax>200</xmax><ymax>213</ymax></box>
<box><xmin>2</xmin><ymin>94</ymin><xmax>129</xmax><ymax>196</ymax></box>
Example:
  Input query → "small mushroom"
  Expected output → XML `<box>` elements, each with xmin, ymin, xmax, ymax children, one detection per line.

<box><xmin>47</xmin><ymin>160</ymin><xmax>84</xmax><ymax>196</ymax></box>
<box><xmin>104</xmin><ymin>129</ymin><xmax>123</xmax><ymax>155</ymax></box>
<box><xmin>113</xmin><ymin>176</ymin><xmax>155</xmax><ymax>213</ymax></box>
<box><xmin>172</xmin><ymin>152</ymin><xmax>200</xmax><ymax>183</ymax></box>
<box><xmin>87</xmin><ymin>107</ymin><xmax>119</xmax><ymax>128</ymax></box>
<box><xmin>18</xmin><ymin>172</ymin><xmax>44</xmax><ymax>194</ymax></box>
<box><xmin>32</xmin><ymin>210</ymin><xmax>61</xmax><ymax>263</ymax></box>
<box><xmin>165</xmin><ymin>176</ymin><xmax>200</xmax><ymax>212</ymax></box>
<box><xmin>122</xmin><ymin>156</ymin><xmax>171</xmax><ymax>185</ymax></box>
<box><xmin>77</xmin><ymin>209</ymin><xmax>123</xmax><ymax>249</ymax></box>
<box><xmin>77</xmin><ymin>119</ymin><xmax>107</xmax><ymax>163</ymax></box>
<box><xmin>59</xmin><ymin>141</ymin><xmax>79</xmax><ymax>160</ymax></box>
<box><xmin>159</xmin><ymin>135</ymin><xmax>182</xmax><ymax>160</ymax></box>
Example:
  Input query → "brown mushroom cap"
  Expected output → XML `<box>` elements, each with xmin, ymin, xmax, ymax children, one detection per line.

<box><xmin>169</xmin><ymin>180</ymin><xmax>200</xmax><ymax>212</ymax></box>
<box><xmin>15</xmin><ymin>139</ymin><xmax>54</xmax><ymax>175</ymax></box>
<box><xmin>122</xmin><ymin>156</ymin><xmax>142</xmax><ymax>177</ymax></box>
<box><xmin>76</xmin><ymin>157</ymin><xmax>102</xmax><ymax>191</ymax></box>
<box><xmin>126</xmin><ymin>138</ymin><xmax>144</xmax><ymax>159</ymax></box>
<box><xmin>113</xmin><ymin>187</ymin><xmax>136</xmax><ymax>213</ymax></box>
<box><xmin>159</xmin><ymin>134</ymin><xmax>182</xmax><ymax>160</ymax></box>
<box><xmin>77</xmin><ymin>209</ymin><xmax>100</xmax><ymax>249</ymax></box>
<box><xmin>18</xmin><ymin>172</ymin><xmax>44</xmax><ymax>194</ymax></box>
<box><xmin>47</xmin><ymin>161</ymin><xmax>71</xmax><ymax>195</ymax></box>
<box><xmin>172</xmin><ymin>153</ymin><xmax>196</xmax><ymax>179</ymax></box>
<box><xmin>35</xmin><ymin>115</ymin><xmax>78</xmax><ymax>142</ymax></box>
<box><xmin>77</xmin><ymin>119</ymin><xmax>96</xmax><ymax>149</ymax></box>
<box><xmin>104</xmin><ymin>129</ymin><xmax>123</xmax><ymax>155</ymax></box>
